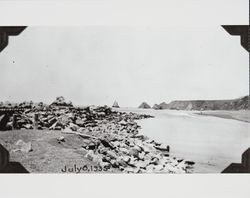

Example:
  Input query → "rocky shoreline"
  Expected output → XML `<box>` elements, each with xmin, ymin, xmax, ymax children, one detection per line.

<box><xmin>0</xmin><ymin>98</ymin><xmax>195</xmax><ymax>173</ymax></box>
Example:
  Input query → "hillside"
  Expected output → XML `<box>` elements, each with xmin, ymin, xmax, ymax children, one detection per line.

<box><xmin>157</xmin><ymin>96</ymin><xmax>249</xmax><ymax>110</ymax></box>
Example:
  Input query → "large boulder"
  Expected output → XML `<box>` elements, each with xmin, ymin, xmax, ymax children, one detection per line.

<box><xmin>138</xmin><ymin>102</ymin><xmax>151</xmax><ymax>109</ymax></box>
<box><xmin>50</xmin><ymin>96</ymin><xmax>73</xmax><ymax>107</ymax></box>
<box><xmin>19</xmin><ymin>101</ymin><xmax>33</xmax><ymax>108</ymax></box>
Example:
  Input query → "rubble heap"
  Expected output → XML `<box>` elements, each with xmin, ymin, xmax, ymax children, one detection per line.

<box><xmin>0</xmin><ymin>98</ymin><xmax>195</xmax><ymax>173</ymax></box>
<box><xmin>50</xmin><ymin>96</ymin><xmax>73</xmax><ymax>107</ymax></box>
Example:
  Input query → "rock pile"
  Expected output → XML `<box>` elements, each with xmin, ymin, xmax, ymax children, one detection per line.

<box><xmin>81</xmin><ymin>132</ymin><xmax>193</xmax><ymax>173</ymax></box>
<box><xmin>0</xmin><ymin>97</ymin><xmax>195</xmax><ymax>173</ymax></box>
<box><xmin>1</xmin><ymin>105</ymin><xmax>151</xmax><ymax>132</ymax></box>
<box><xmin>50</xmin><ymin>96</ymin><xmax>73</xmax><ymax>107</ymax></box>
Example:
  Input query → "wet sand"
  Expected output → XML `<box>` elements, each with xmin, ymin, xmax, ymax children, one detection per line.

<box><xmin>117</xmin><ymin>108</ymin><xmax>250</xmax><ymax>173</ymax></box>
<box><xmin>194</xmin><ymin>110</ymin><xmax>250</xmax><ymax>123</ymax></box>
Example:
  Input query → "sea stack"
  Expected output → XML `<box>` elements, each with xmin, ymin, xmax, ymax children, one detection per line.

<box><xmin>138</xmin><ymin>102</ymin><xmax>151</xmax><ymax>109</ymax></box>
<box><xmin>158</xmin><ymin>102</ymin><xmax>168</xmax><ymax>109</ymax></box>
<box><xmin>112</xmin><ymin>101</ymin><xmax>120</xmax><ymax>108</ymax></box>
<box><xmin>152</xmin><ymin>104</ymin><xmax>160</xmax><ymax>110</ymax></box>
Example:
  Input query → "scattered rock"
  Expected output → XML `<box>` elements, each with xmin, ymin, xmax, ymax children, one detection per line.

<box><xmin>49</xmin><ymin>121</ymin><xmax>58</xmax><ymax>130</ymax></box>
<box><xmin>48</xmin><ymin>117</ymin><xmax>57</xmax><ymax>126</ymax></box>
<box><xmin>15</xmin><ymin>139</ymin><xmax>33</xmax><ymax>153</ymax></box>
<box><xmin>138</xmin><ymin>152</ymin><xmax>145</xmax><ymax>160</ymax></box>
<box><xmin>122</xmin><ymin>155</ymin><xmax>131</xmax><ymax>163</ymax></box>
<box><xmin>69</xmin><ymin>123</ymin><xmax>78</xmax><ymax>131</ymax></box>
<box><xmin>85</xmin><ymin>151</ymin><xmax>94</xmax><ymax>161</ymax></box>
<box><xmin>185</xmin><ymin>161</ymin><xmax>195</xmax><ymax>166</ymax></box>
<box><xmin>23</xmin><ymin>124</ymin><xmax>33</xmax><ymax>129</ymax></box>
<box><xmin>57</xmin><ymin>136</ymin><xmax>65</xmax><ymax>143</ymax></box>
<box><xmin>129</xmin><ymin>148</ymin><xmax>139</xmax><ymax>158</ymax></box>
<box><xmin>99</xmin><ymin>161</ymin><xmax>111</xmax><ymax>169</ymax></box>
<box><xmin>154</xmin><ymin>144</ymin><xmax>170</xmax><ymax>152</ymax></box>
<box><xmin>75</xmin><ymin>119</ymin><xmax>85</xmax><ymax>127</ymax></box>
<box><xmin>100</xmin><ymin>139</ymin><xmax>114</xmax><ymax>149</ymax></box>
<box><xmin>119</xmin><ymin>147</ymin><xmax>129</xmax><ymax>154</ymax></box>
<box><xmin>86</xmin><ymin>142</ymin><xmax>97</xmax><ymax>150</ymax></box>
<box><xmin>119</xmin><ymin>120</ymin><xmax>127</xmax><ymax>126</ymax></box>
<box><xmin>150</xmin><ymin>157</ymin><xmax>160</xmax><ymax>165</ymax></box>
<box><xmin>106</xmin><ymin>151</ymin><xmax>117</xmax><ymax>160</ymax></box>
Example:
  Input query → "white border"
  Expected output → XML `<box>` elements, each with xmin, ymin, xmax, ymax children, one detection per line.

<box><xmin>0</xmin><ymin>1</ymin><xmax>249</xmax><ymax>198</ymax></box>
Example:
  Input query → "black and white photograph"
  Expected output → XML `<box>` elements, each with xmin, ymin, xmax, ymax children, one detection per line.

<box><xmin>0</xmin><ymin>24</ymin><xmax>248</xmax><ymax>174</ymax></box>
<box><xmin>0</xmin><ymin>0</ymin><xmax>249</xmax><ymax>179</ymax></box>
<box><xmin>1</xmin><ymin>0</ymin><xmax>250</xmax><ymax>197</ymax></box>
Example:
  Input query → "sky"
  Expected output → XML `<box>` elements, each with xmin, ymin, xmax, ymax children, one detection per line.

<box><xmin>0</xmin><ymin>1</ymin><xmax>248</xmax><ymax>107</ymax></box>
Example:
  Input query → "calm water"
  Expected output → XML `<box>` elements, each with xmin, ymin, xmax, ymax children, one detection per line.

<box><xmin>118</xmin><ymin>108</ymin><xmax>250</xmax><ymax>173</ymax></box>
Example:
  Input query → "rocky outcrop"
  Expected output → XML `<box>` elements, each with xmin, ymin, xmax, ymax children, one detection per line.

<box><xmin>138</xmin><ymin>102</ymin><xmax>151</xmax><ymax>109</ymax></box>
<box><xmin>158</xmin><ymin>102</ymin><xmax>169</xmax><ymax>109</ymax></box>
<box><xmin>167</xmin><ymin>96</ymin><xmax>249</xmax><ymax>110</ymax></box>
<box><xmin>152</xmin><ymin>104</ymin><xmax>160</xmax><ymax>110</ymax></box>
<box><xmin>50</xmin><ymin>96</ymin><xmax>73</xmax><ymax>107</ymax></box>
<box><xmin>152</xmin><ymin>102</ymin><xmax>168</xmax><ymax>110</ymax></box>
<box><xmin>112</xmin><ymin>101</ymin><xmax>119</xmax><ymax>108</ymax></box>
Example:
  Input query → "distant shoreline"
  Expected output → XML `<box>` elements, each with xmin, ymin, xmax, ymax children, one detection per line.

<box><xmin>194</xmin><ymin>110</ymin><xmax>250</xmax><ymax>123</ymax></box>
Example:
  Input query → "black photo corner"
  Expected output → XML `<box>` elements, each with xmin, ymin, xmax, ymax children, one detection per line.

<box><xmin>0</xmin><ymin>26</ymin><xmax>29</xmax><ymax>173</ymax></box>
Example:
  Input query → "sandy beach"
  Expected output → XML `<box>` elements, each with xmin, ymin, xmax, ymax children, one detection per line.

<box><xmin>118</xmin><ymin>108</ymin><xmax>250</xmax><ymax>173</ymax></box>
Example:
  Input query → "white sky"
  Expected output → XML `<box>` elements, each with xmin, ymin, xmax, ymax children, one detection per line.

<box><xmin>0</xmin><ymin>0</ymin><xmax>248</xmax><ymax>107</ymax></box>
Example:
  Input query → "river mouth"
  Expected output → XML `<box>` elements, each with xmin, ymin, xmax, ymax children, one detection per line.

<box><xmin>117</xmin><ymin>108</ymin><xmax>250</xmax><ymax>173</ymax></box>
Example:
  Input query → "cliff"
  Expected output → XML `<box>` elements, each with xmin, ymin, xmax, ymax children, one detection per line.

<box><xmin>157</xmin><ymin>96</ymin><xmax>249</xmax><ymax>110</ymax></box>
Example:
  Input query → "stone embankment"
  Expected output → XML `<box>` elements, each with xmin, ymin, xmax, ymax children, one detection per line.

<box><xmin>0</xmin><ymin>98</ymin><xmax>195</xmax><ymax>173</ymax></box>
